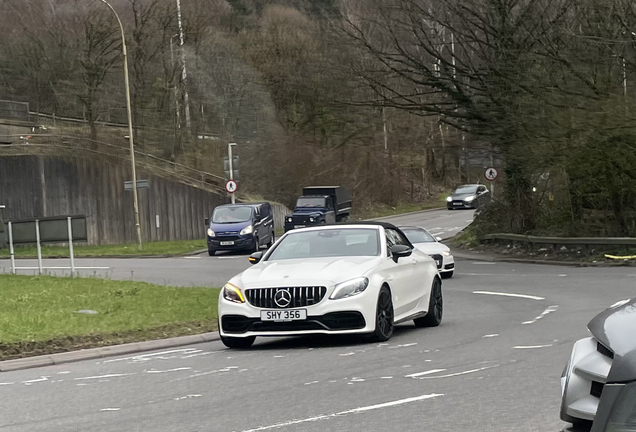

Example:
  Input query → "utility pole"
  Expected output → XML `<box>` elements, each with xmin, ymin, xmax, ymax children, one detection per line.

<box><xmin>99</xmin><ymin>0</ymin><xmax>143</xmax><ymax>251</ymax></box>
<box><xmin>175</xmin><ymin>0</ymin><xmax>191</xmax><ymax>131</ymax></box>
<box><xmin>228</xmin><ymin>143</ymin><xmax>237</xmax><ymax>204</ymax></box>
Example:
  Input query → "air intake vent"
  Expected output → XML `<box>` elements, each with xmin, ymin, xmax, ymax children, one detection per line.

<box><xmin>597</xmin><ymin>341</ymin><xmax>614</xmax><ymax>359</ymax></box>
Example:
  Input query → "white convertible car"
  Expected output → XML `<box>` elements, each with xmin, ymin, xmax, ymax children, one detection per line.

<box><xmin>218</xmin><ymin>222</ymin><xmax>443</xmax><ymax>349</ymax></box>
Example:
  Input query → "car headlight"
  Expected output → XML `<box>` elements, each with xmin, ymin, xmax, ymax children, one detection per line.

<box><xmin>287</xmin><ymin>217</ymin><xmax>293</xmax><ymax>223</ymax></box>
<box><xmin>309</xmin><ymin>217</ymin><xmax>315</xmax><ymax>223</ymax></box>
<box><xmin>240</xmin><ymin>225</ymin><xmax>254</xmax><ymax>235</ymax></box>
<box><xmin>207</xmin><ymin>228</ymin><xmax>215</xmax><ymax>237</ymax></box>
<box><xmin>330</xmin><ymin>277</ymin><xmax>369</xmax><ymax>300</ymax></box>
<box><xmin>442</xmin><ymin>250</ymin><xmax>451</xmax><ymax>257</ymax></box>
<box><xmin>223</xmin><ymin>283</ymin><xmax>245</xmax><ymax>304</ymax></box>
<box><xmin>606</xmin><ymin>381</ymin><xmax>636</xmax><ymax>431</ymax></box>
<box><xmin>465</xmin><ymin>196</ymin><xmax>475</xmax><ymax>202</ymax></box>
<box><xmin>446</xmin><ymin>196</ymin><xmax>452</xmax><ymax>202</ymax></box>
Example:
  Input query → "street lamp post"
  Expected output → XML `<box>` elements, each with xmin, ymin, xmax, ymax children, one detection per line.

<box><xmin>98</xmin><ymin>0</ymin><xmax>143</xmax><ymax>251</ymax></box>
<box><xmin>228</xmin><ymin>143</ymin><xmax>237</xmax><ymax>204</ymax></box>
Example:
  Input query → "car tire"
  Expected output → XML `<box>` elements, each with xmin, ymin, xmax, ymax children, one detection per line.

<box><xmin>208</xmin><ymin>249</ymin><xmax>216</xmax><ymax>257</ymax></box>
<box><xmin>372</xmin><ymin>285</ymin><xmax>394</xmax><ymax>342</ymax></box>
<box><xmin>414</xmin><ymin>277</ymin><xmax>443</xmax><ymax>328</ymax></box>
<box><xmin>267</xmin><ymin>231</ymin><xmax>275</xmax><ymax>248</ymax></box>
<box><xmin>441</xmin><ymin>271</ymin><xmax>454</xmax><ymax>279</ymax></box>
<box><xmin>447</xmin><ymin>205</ymin><xmax>453</xmax><ymax>210</ymax></box>
<box><xmin>253</xmin><ymin>237</ymin><xmax>260</xmax><ymax>253</ymax></box>
<box><xmin>220</xmin><ymin>335</ymin><xmax>256</xmax><ymax>349</ymax></box>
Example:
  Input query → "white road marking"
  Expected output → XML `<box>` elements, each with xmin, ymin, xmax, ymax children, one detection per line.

<box><xmin>218</xmin><ymin>256</ymin><xmax>241</xmax><ymax>260</ymax></box>
<box><xmin>57</xmin><ymin>371</ymin><xmax>71</xmax><ymax>375</ymax></box>
<box><xmin>21</xmin><ymin>376</ymin><xmax>49</xmax><ymax>385</ymax></box>
<box><xmin>405</xmin><ymin>369</ymin><xmax>446</xmax><ymax>378</ymax></box>
<box><xmin>102</xmin><ymin>348</ymin><xmax>200</xmax><ymax>363</ymax></box>
<box><xmin>390</xmin><ymin>343</ymin><xmax>418</xmax><ymax>349</ymax></box>
<box><xmin>513</xmin><ymin>344</ymin><xmax>553</xmax><ymax>349</ymax></box>
<box><xmin>381</xmin><ymin>377</ymin><xmax>393</xmax><ymax>379</ymax></box>
<box><xmin>0</xmin><ymin>382</ymin><xmax>14</xmax><ymax>386</ymax></box>
<box><xmin>183</xmin><ymin>256</ymin><xmax>200</xmax><ymax>259</ymax></box>
<box><xmin>522</xmin><ymin>305</ymin><xmax>559</xmax><ymax>325</ymax></box>
<box><xmin>304</xmin><ymin>381</ymin><xmax>319</xmax><ymax>385</ymax></box>
<box><xmin>471</xmin><ymin>262</ymin><xmax>496</xmax><ymax>265</ymax></box>
<box><xmin>180</xmin><ymin>352</ymin><xmax>213</xmax><ymax>359</ymax></box>
<box><xmin>558</xmin><ymin>274</ymin><xmax>568</xmax><ymax>277</ymax></box>
<box><xmin>415</xmin><ymin>366</ymin><xmax>497</xmax><ymax>379</ymax></box>
<box><xmin>145</xmin><ymin>367</ymin><xmax>192</xmax><ymax>374</ymax></box>
<box><xmin>100</xmin><ymin>408</ymin><xmax>120</xmax><ymax>412</ymax></box>
<box><xmin>339</xmin><ymin>352</ymin><xmax>355</xmax><ymax>356</ymax></box>
<box><xmin>473</xmin><ymin>291</ymin><xmax>545</xmax><ymax>301</ymax></box>
<box><xmin>75</xmin><ymin>373</ymin><xmax>135</xmax><ymax>381</ymax></box>
<box><xmin>173</xmin><ymin>394</ymin><xmax>202</xmax><ymax>401</ymax></box>
<box><xmin>482</xmin><ymin>334</ymin><xmax>499</xmax><ymax>338</ymax></box>
<box><xmin>237</xmin><ymin>394</ymin><xmax>444</xmax><ymax>432</ymax></box>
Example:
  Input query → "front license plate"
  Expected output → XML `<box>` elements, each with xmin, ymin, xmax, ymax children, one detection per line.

<box><xmin>220</xmin><ymin>241</ymin><xmax>235</xmax><ymax>246</ymax></box>
<box><xmin>261</xmin><ymin>309</ymin><xmax>307</xmax><ymax>322</ymax></box>
<box><xmin>294</xmin><ymin>225</ymin><xmax>305</xmax><ymax>229</ymax></box>
<box><xmin>453</xmin><ymin>202</ymin><xmax>461</xmax><ymax>206</ymax></box>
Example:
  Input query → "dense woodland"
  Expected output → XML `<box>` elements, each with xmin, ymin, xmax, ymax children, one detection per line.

<box><xmin>2</xmin><ymin>0</ymin><xmax>636</xmax><ymax>236</ymax></box>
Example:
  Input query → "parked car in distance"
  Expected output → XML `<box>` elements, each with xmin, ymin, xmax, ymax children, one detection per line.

<box><xmin>206</xmin><ymin>202</ymin><xmax>275</xmax><ymax>256</ymax></box>
<box><xmin>560</xmin><ymin>297</ymin><xmax>636</xmax><ymax>432</ymax></box>
<box><xmin>400</xmin><ymin>226</ymin><xmax>455</xmax><ymax>278</ymax></box>
<box><xmin>217</xmin><ymin>222</ymin><xmax>443</xmax><ymax>349</ymax></box>
<box><xmin>284</xmin><ymin>186</ymin><xmax>352</xmax><ymax>232</ymax></box>
<box><xmin>446</xmin><ymin>184</ymin><xmax>490</xmax><ymax>210</ymax></box>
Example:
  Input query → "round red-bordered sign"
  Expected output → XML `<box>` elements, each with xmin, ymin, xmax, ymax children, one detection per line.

<box><xmin>484</xmin><ymin>167</ymin><xmax>498</xmax><ymax>181</ymax></box>
<box><xmin>225</xmin><ymin>179</ymin><xmax>238</xmax><ymax>193</ymax></box>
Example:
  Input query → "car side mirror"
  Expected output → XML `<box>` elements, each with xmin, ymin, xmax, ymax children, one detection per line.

<box><xmin>436</xmin><ymin>236</ymin><xmax>442</xmax><ymax>242</ymax></box>
<box><xmin>248</xmin><ymin>251</ymin><xmax>263</xmax><ymax>265</ymax></box>
<box><xmin>205</xmin><ymin>218</ymin><xmax>209</xmax><ymax>226</ymax></box>
<box><xmin>390</xmin><ymin>245</ymin><xmax>412</xmax><ymax>262</ymax></box>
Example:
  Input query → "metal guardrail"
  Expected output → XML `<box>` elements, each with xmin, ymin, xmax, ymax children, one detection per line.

<box><xmin>481</xmin><ymin>233</ymin><xmax>636</xmax><ymax>246</ymax></box>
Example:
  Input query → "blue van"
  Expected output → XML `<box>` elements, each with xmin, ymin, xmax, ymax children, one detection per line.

<box><xmin>206</xmin><ymin>202</ymin><xmax>275</xmax><ymax>256</ymax></box>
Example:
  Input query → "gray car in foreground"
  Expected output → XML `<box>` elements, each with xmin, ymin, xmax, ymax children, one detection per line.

<box><xmin>560</xmin><ymin>297</ymin><xmax>636</xmax><ymax>431</ymax></box>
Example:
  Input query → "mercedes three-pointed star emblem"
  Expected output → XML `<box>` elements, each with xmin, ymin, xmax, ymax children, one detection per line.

<box><xmin>274</xmin><ymin>289</ymin><xmax>292</xmax><ymax>308</ymax></box>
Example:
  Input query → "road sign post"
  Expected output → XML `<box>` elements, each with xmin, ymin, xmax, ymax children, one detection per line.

<box><xmin>228</xmin><ymin>143</ymin><xmax>237</xmax><ymax>203</ymax></box>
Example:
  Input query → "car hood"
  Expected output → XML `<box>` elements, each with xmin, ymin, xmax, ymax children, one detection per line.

<box><xmin>231</xmin><ymin>256</ymin><xmax>384</xmax><ymax>289</ymax></box>
<box><xmin>451</xmin><ymin>192</ymin><xmax>476</xmax><ymax>200</ymax></box>
<box><xmin>588</xmin><ymin>297</ymin><xmax>636</xmax><ymax>383</ymax></box>
<box><xmin>210</xmin><ymin>221</ymin><xmax>251</xmax><ymax>232</ymax></box>
<box><xmin>293</xmin><ymin>208</ymin><xmax>325</xmax><ymax>215</ymax></box>
<box><xmin>413</xmin><ymin>242</ymin><xmax>449</xmax><ymax>255</ymax></box>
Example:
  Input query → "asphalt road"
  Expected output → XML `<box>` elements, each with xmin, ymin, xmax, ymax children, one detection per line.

<box><xmin>3</xmin><ymin>208</ymin><xmax>630</xmax><ymax>432</ymax></box>
<box><xmin>0</xmin><ymin>208</ymin><xmax>474</xmax><ymax>287</ymax></box>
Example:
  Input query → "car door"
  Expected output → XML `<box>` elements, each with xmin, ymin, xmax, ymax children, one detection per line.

<box><xmin>260</xmin><ymin>204</ymin><xmax>273</xmax><ymax>242</ymax></box>
<box><xmin>325</xmin><ymin>198</ymin><xmax>337</xmax><ymax>224</ymax></box>
<box><xmin>384</xmin><ymin>228</ymin><xmax>421</xmax><ymax>318</ymax></box>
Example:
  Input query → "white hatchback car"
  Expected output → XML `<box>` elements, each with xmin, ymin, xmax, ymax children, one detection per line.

<box><xmin>400</xmin><ymin>226</ymin><xmax>455</xmax><ymax>278</ymax></box>
<box><xmin>217</xmin><ymin>222</ymin><xmax>443</xmax><ymax>349</ymax></box>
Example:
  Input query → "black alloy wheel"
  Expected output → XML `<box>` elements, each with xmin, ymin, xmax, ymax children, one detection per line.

<box><xmin>372</xmin><ymin>286</ymin><xmax>394</xmax><ymax>341</ymax></box>
<box><xmin>415</xmin><ymin>277</ymin><xmax>443</xmax><ymax>327</ymax></box>
<box><xmin>220</xmin><ymin>335</ymin><xmax>256</xmax><ymax>349</ymax></box>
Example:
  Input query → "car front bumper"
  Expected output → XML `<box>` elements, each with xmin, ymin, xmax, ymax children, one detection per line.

<box><xmin>208</xmin><ymin>235</ymin><xmax>254</xmax><ymax>251</ymax></box>
<box><xmin>561</xmin><ymin>336</ymin><xmax>614</xmax><ymax>423</ymax></box>
<box><xmin>218</xmin><ymin>291</ymin><xmax>377</xmax><ymax>338</ymax></box>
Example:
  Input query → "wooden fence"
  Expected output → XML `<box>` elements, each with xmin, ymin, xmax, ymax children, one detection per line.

<box><xmin>0</xmin><ymin>155</ymin><xmax>228</xmax><ymax>245</ymax></box>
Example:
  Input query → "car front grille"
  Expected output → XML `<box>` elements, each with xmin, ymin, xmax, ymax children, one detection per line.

<box><xmin>597</xmin><ymin>341</ymin><xmax>615</xmax><ymax>359</ymax></box>
<box><xmin>215</xmin><ymin>235</ymin><xmax>241</xmax><ymax>241</ymax></box>
<box><xmin>429</xmin><ymin>254</ymin><xmax>443</xmax><ymax>269</ymax></box>
<box><xmin>590</xmin><ymin>381</ymin><xmax>604</xmax><ymax>398</ymax></box>
<box><xmin>245</xmin><ymin>287</ymin><xmax>327</xmax><ymax>309</ymax></box>
<box><xmin>221</xmin><ymin>312</ymin><xmax>366</xmax><ymax>334</ymax></box>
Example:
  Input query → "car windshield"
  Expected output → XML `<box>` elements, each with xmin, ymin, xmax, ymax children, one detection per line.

<box><xmin>267</xmin><ymin>228</ymin><xmax>380</xmax><ymax>260</ymax></box>
<box><xmin>454</xmin><ymin>185</ymin><xmax>478</xmax><ymax>194</ymax></box>
<box><xmin>211</xmin><ymin>206</ymin><xmax>252</xmax><ymax>224</ymax></box>
<box><xmin>296</xmin><ymin>197</ymin><xmax>326</xmax><ymax>208</ymax></box>
<box><xmin>402</xmin><ymin>228</ymin><xmax>436</xmax><ymax>243</ymax></box>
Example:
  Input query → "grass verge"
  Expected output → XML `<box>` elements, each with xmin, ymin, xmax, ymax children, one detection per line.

<box><xmin>0</xmin><ymin>239</ymin><xmax>207</xmax><ymax>259</ymax></box>
<box><xmin>0</xmin><ymin>275</ymin><xmax>219</xmax><ymax>361</ymax></box>
<box><xmin>353</xmin><ymin>196</ymin><xmax>448</xmax><ymax>221</ymax></box>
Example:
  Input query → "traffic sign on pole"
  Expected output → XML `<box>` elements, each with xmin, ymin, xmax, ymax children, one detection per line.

<box><xmin>226</xmin><ymin>179</ymin><xmax>238</xmax><ymax>194</ymax></box>
<box><xmin>484</xmin><ymin>167</ymin><xmax>498</xmax><ymax>181</ymax></box>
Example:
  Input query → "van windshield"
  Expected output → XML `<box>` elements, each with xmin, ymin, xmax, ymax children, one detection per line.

<box><xmin>296</xmin><ymin>197</ymin><xmax>326</xmax><ymax>208</ymax></box>
<box><xmin>212</xmin><ymin>206</ymin><xmax>252</xmax><ymax>223</ymax></box>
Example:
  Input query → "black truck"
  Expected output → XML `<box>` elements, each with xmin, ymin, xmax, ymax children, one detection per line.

<box><xmin>284</xmin><ymin>186</ymin><xmax>352</xmax><ymax>232</ymax></box>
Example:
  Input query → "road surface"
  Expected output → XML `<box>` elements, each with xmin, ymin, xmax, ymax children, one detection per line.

<box><xmin>2</xmin><ymin>208</ymin><xmax>622</xmax><ymax>432</ymax></box>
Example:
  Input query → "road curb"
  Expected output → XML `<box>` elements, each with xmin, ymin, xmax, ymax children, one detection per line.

<box><xmin>451</xmin><ymin>250</ymin><xmax>627</xmax><ymax>267</ymax></box>
<box><xmin>0</xmin><ymin>332</ymin><xmax>220</xmax><ymax>373</ymax></box>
